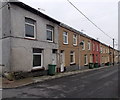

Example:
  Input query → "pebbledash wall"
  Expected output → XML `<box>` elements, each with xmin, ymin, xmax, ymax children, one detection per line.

<box><xmin>2</xmin><ymin>2</ymin><xmax>60</xmax><ymax>73</ymax></box>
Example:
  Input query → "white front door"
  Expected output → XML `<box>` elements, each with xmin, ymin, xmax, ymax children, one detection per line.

<box><xmin>60</xmin><ymin>51</ymin><xmax>64</xmax><ymax>72</ymax></box>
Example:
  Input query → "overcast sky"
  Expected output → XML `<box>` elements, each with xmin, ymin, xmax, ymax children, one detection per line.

<box><xmin>19</xmin><ymin>0</ymin><xmax>119</xmax><ymax>49</ymax></box>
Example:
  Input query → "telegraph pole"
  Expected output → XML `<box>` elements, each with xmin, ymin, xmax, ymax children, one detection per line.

<box><xmin>113</xmin><ymin>38</ymin><xmax>114</xmax><ymax>66</ymax></box>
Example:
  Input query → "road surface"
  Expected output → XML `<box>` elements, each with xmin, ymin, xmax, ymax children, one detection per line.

<box><xmin>2</xmin><ymin>65</ymin><xmax>119</xmax><ymax>98</ymax></box>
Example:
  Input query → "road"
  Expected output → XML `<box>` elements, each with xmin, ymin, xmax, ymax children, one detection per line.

<box><xmin>2</xmin><ymin>65</ymin><xmax>119</xmax><ymax>99</ymax></box>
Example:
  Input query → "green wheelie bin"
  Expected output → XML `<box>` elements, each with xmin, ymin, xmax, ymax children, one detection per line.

<box><xmin>48</xmin><ymin>64</ymin><xmax>56</xmax><ymax>75</ymax></box>
<box><xmin>94</xmin><ymin>63</ymin><xmax>99</xmax><ymax>68</ymax></box>
<box><xmin>89</xmin><ymin>63</ymin><xmax>94</xmax><ymax>69</ymax></box>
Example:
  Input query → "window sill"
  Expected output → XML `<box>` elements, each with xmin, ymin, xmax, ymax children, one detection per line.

<box><xmin>32</xmin><ymin>67</ymin><xmax>44</xmax><ymax>72</ymax></box>
<box><xmin>24</xmin><ymin>37</ymin><xmax>37</xmax><ymax>40</ymax></box>
<box><xmin>70</xmin><ymin>62</ymin><xmax>76</xmax><ymax>65</ymax></box>
<box><xmin>84</xmin><ymin>64</ymin><xmax>88</xmax><ymax>66</ymax></box>
<box><xmin>47</xmin><ymin>40</ymin><xmax>54</xmax><ymax>43</ymax></box>
<box><xmin>63</xmin><ymin>43</ymin><xmax>68</xmax><ymax>45</ymax></box>
<box><xmin>73</xmin><ymin>44</ymin><xmax>77</xmax><ymax>46</ymax></box>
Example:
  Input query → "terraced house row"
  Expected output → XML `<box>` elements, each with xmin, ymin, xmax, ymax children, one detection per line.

<box><xmin>1</xmin><ymin>2</ymin><xmax>120</xmax><ymax>77</ymax></box>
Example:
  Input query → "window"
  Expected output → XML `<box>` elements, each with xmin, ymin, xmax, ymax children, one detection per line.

<box><xmin>63</xmin><ymin>31</ymin><xmax>68</xmax><ymax>44</ymax></box>
<box><xmin>106</xmin><ymin>49</ymin><xmax>108</xmax><ymax>53</ymax></box>
<box><xmin>25</xmin><ymin>17</ymin><xmax>36</xmax><ymax>38</ymax></box>
<box><xmin>96</xmin><ymin>45</ymin><xmax>98</xmax><ymax>51</ymax></box>
<box><xmin>46</xmin><ymin>25</ymin><xmax>54</xmax><ymax>42</ymax></box>
<box><xmin>73</xmin><ymin>34</ymin><xmax>77</xmax><ymax>45</ymax></box>
<box><xmin>108</xmin><ymin>49</ymin><xmax>109</xmax><ymax>54</ymax></box>
<box><xmin>103</xmin><ymin>48</ymin><xmax>105</xmax><ymax>53</ymax></box>
<box><xmin>100</xmin><ymin>46</ymin><xmax>102</xmax><ymax>53</ymax></box>
<box><xmin>70</xmin><ymin>51</ymin><xmax>75</xmax><ymax>64</ymax></box>
<box><xmin>82</xmin><ymin>40</ymin><xmax>85</xmax><ymax>50</ymax></box>
<box><xmin>84</xmin><ymin>55</ymin><xmax>88</xmax><ymax>65</ymax></box>
<box><xmin>93</xmin><ymin>43</ymin><xmax>95</xmax><ymax>51</ymax></box>
<box><xmin>88</xmin><ymin>42</ymin><xmax>91</xmax><ymax>50</ymax></box>
<box><xmin>33</xmin><ymin>48</ymin><xmax>43</xmax><ymax>68</ymax></box>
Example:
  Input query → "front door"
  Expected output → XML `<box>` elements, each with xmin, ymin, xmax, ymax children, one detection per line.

<box><xmin>60</xmin><ymin>51</ymin><xmax>64</xmax><ymax>72</ymax></box>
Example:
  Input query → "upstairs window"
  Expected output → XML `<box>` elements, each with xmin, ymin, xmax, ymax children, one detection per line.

<box><xmin>96</xmin><ymin>45</ymin><xmax>98</xmax><ymax>51</ymax></box>
<box><xmin>82</xmin><ymin>40</ymin><xmax>85</xmax><ymax>50</ymax></box>
<box><xmin>93</xmin><ymin>43</ymin><xmax>95</xmax><ymax>51</ymax></box>
<box><xmin>100</xmin><ymin>46</ymin><xmax>102</xmax><ymax>53</ymax></box>
<box><xmin>46</xmin><ymin>25</ymin><xmax>54</xmax><ymax>42</ymax></box>
<box><xmin>63</xmin><ymin>31</ymin><xmax>68</xmax><ymax>44</ymax></box>
<box><xmin>88</xmin><ymin>42</ymin><xmax>90</xmax><ymax>50</ymax></box>
<box><xmin>25</xmin><ymin>17</ymin><xmax>36</xmax><ymax>39</ymax></box>
<box><xmin>73</xmin><ymin>34</ymin><xmax>77</xmax><ymax>46</ymax></box>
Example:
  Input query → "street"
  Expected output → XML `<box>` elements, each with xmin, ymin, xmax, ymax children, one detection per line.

<box><xmin>2</xmin><ymin>65</ymin><xmax>119</xmax><ymax>98</ymax></box>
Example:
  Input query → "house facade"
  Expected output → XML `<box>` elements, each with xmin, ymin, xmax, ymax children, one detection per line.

<box><xmin>79</xmin><ymin>33</ymin><xmax>92</xmax><ymax>68</ymax></box>
<box><xmin>1</xmin><ymin>1</ymin><xmax>119</xmax><ymax>77</ymax></box>
<box><xmin>58</xmin><ymin>23</ymin><xmax>79</xmax><ymax>72</ymax></box>
<box><xmin>2</xmin><ymin>2</ymin><xmax>60</xmax><ymax>73</ymax></box>
<box><xmin>91</xmin><ymin>39</ymin><xmax>100</xmax><ymax>65</ymax></box>
<box><xmin>114</xmin><ymin>49</ymin><xmax>119</xmax><ymax>64</ymax></box>
<box><xmin>100</xmin><ymin>43</ymin><xmax>110</xmax><ymax>66</ymax></box>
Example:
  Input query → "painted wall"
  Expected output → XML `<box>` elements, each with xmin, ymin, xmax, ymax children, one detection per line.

<box><xmin>2</xmin><ymin>2</ymin><xmax>11</xmax><ymax>72</ymax></box>
<box><xmin>3</xmin><ymin>3</ymin><xmax>59</xmax><ymax>72</ymax></box>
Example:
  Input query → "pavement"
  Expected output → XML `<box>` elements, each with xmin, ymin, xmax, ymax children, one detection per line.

<box><xmin>2</xmin><ymin>65</ymin><xmax>114</xmax><ymax>89</ymax></box>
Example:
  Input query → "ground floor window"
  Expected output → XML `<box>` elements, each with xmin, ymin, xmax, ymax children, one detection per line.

<box><xmin>84</xmin><ymin>55</ymin><xmax>88</xmax><ymax>65</ymax></box>
<box><xmin>90</xmin><ymin>54</ymin><xmax>93</xmax><ymax>63</ymax></box>
<box><xmin>70</xmin><ymin>51</ymin><xmax>75</xmax><ymax>64</ymax></box>
<box><xmin>33</xmin><ymin>48</ymin><xmax>43</xmax><ymax>68</ymax></box>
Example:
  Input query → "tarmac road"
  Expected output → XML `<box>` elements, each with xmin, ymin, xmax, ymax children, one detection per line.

<box><xmin>2</xmin><ymin>65</ymin><xmax>119</xmax><ymax>99</ymax></box>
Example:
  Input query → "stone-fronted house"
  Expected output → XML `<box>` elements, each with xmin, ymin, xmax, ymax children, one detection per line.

<box><xmin>2</xmin><ymin>2</ymin><xmax>60</xmax><ymax>76</ymax></box>
<box><xmin>79</xmin><ymin>32</ymin><xmax>92</xmax><ymax>69</ymax></box>
<box><xmin>58</xmin><ymin>23</ymin><xmax>80</xmax><ymax>72</ymax></box>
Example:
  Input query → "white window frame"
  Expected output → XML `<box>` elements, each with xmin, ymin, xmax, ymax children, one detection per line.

<box><xmin>82</xmin><ymin>40</ymin><xmax>85</xmax><ymax>50</ymax></box>
<box><xmin>96</xmin><ymin>45</ymin><xmax>98</xmax><ymax>51</ymax></box>
<box><xmin>108</xmin><ymin>49</ymin><xmax>109</xmax><ymax>54</ymax></box>
<box><xmin>84</xmin><ymin>55</ymin><xmax>88</xmax><ymax>65</ymax></box>
<box><xmin>46</xmin><ymin>25</ymin><xmax>54</xmax><ymax>42</ymax></box>
<box><xmin>93</xmin><ymin>43</ymin><xmax>95</xmax><ymax>51</ymax></box>
<box><xmin>33</xmin><ymin>52</ymin><xmax>43</xmax><ymax>69</ymax></box>
<box><xmin>70</xmin><ymin>51</ymin><xmax>75</xmax><ymax>64</ymax></box>
<box><xmin>25</xmin><ymin>18</ymin><xmax>36</xmax><ymax>39</ymax></box>
<box><xmin>100</xmin><ymin>46</ymin><xmax>102</xmax><ymax>53</ymax></box>
<box><xmin>88</xmin><ymin>42</ymin><xmax>91</xmax><ymax>50</ymax></box>
<box><xmin>73</xmin><ymin>34</ymin><xmax>77</xmax><ymax>46</ymax></box>
<box><xmin>103</xmin><ymin>48</ymin><xmax>105</xmax><ymax>53</ymax></box>
<box><xmin>63</xmin><ymin>31</ymin><xmax>68</xmax><ymax>44</ymax></box>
